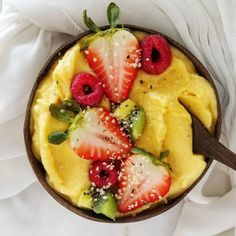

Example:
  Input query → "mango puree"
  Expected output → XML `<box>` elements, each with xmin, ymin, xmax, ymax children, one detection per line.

<box><xmin>31</xmin><ymin>33</ymin><xmax>217</xmax><ymax>210</ymax></box>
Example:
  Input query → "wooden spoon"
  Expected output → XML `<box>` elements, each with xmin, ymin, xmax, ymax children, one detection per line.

<box><xmin>185</xmin><ymin>106</ymin><xmax>236</xmax><ymax>170</ymax></box>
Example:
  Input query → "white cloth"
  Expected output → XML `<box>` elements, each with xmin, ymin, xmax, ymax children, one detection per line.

<box><xmin>0</xmin><ymin>0</ymin><xmax>235</xmax><ymax>235</ymax></box>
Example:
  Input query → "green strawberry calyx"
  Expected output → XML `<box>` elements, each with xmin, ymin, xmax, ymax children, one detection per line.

<box><xmin>80</xmin><ymin>2</ymin><xmax>129</xmax><ymax>51</ymax></box>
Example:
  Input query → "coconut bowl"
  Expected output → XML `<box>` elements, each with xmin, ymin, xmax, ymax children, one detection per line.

<box><xmin>24</xmin><ymin>25</ymin><xmax>222</xmax><ymax>223</ymax></box>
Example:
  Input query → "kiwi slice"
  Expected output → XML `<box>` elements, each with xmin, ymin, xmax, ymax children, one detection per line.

<box><xmin>114</xmin><ymin>99</ymin><xmax>146</xmax><ymax>140</ymax></box>
<box><xmin>93</xmin><ymin>192</ymin><xmax>117</xmax><ymax>220</ymax></box>
<box><xmin>113</xmin><ymin>99</ymin><xmax>136</xmax><ymax>119</ymax></box>
<box><xmin>128</xmin><ymin>106</ymin><xmax>146</xmax><ymax>140</ymax></box>
<box><xmin>78</xmin><ymin>190</ymin><xmax>93</xmax><ymax>210</ymax></box>
<box><xmin>78</xmin><ymin>189</ymin><xmax>117</xmax><ymax>220</ymax></box>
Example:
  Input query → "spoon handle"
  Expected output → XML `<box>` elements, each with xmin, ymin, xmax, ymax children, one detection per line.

<box><xmin>193</xmin><ymin>124</ymin><xmax>236</xmax><ymax>171</ymax></box>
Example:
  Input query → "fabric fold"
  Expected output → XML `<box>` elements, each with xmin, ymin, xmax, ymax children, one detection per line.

<box><xmin>0</xmin><ymin>155</ymin><xmax>37</xmax><ymax>200</ymax></box>
<box><xmin>173</xmin><ymin>188</ymin><xmax>236</xmax><ymax>236</ymax></box>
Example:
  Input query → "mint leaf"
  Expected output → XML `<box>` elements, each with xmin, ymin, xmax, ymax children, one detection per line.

<box><xmin>107</xmin><ymin>2</ymin><xmax>120</xmax><ymax>28</ymax></box>
<box><xmin>48</xmin><ymin>131</ymin><xmax>68</xmax><ymax>144</ymax></box>
<box><xmin>62</xmin><ymin>99</ymin><xmax>81</xmax><ymax>113</ymax></box>
<box><xmin>83</xmin><ymin>10</ymin><xmax>101</xmax><ymax>32</ymax></box>
<box><xmin>49</xmin><ymin>103</ymin><xmax>75</xmax><ymax>123</ymax></box>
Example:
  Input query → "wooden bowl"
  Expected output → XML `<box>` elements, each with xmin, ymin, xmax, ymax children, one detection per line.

<box><xmin>24</xmin><ymin>25</ymin><xmax>222</xmax><ymax>223</ymax></box>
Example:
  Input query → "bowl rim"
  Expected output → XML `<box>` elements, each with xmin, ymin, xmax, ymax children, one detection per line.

<box><xmin>23</xmin><ymin>25</ymin><xmax>222</xmax><ymax>223</ymax></box>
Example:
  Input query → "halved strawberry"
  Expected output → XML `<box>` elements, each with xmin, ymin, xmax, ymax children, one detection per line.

<box><xmin>82</xmin><ymin>4</ymin><xmax>141</xmax><ymax>102</ymax></box>
<box><xmin>69</xmin><ymin>108</ymin><xmax>132</xmax><ymax>160</ymax></box>
<box><xmin>117</xmin><ymin>153</ymin><xmax>171</xmax><ymax>213</ymax></box>
<box><xmin>85</xmin><ymin>30</ymin><xmax>141</xmax><ymax>103</ymax></box>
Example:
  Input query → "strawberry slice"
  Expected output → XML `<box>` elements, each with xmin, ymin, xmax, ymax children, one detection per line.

<box><xmin>69</xmin><ymin>108</ymin><xmax>132</xmax><ymax>160</ymax></box>
<box><xmin>117</xmin><ymin>153</ymin><xmax>171</xmax><ymax>213</ymax></box>
<box><xmin>85</xmin><ymin>30</ymin><xmax>141</xmax><ymax>103</ymax></box>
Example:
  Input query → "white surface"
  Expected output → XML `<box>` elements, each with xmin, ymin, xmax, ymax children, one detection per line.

<box><xmin>0</xmin><ymin>182</ymin><xmax>183</xmax><ymax>236</ymax></box>
<box><xmin>0</xmin><ymin>0</ymin><xmax>236</xmax><ymax>235</ymax></box>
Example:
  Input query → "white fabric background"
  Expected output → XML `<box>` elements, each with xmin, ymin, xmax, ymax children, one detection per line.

<box><xmin>0</xmin><ymin>0</ymin><xmax>235</xmax><ymax>235</ymax></box>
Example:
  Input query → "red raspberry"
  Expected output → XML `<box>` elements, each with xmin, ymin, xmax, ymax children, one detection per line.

<box><xmin>89</xmin><ymin>161</ymin><xmax>118</xmax><ymax>188</ymax></box>
<box><xmin>141</xmin><ymin>35</ymin><xmax>172</xmax><ymax>75</ymax></box>
<box><xmin>71</xmin><ymin>72</ymin><xmax>104</xmax><ymax>106</ymax></box>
